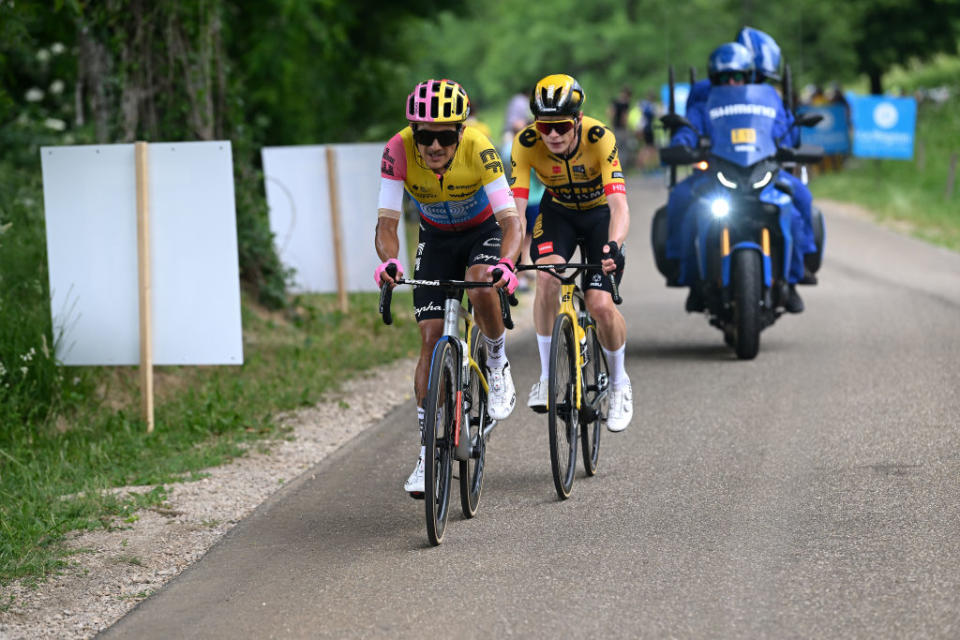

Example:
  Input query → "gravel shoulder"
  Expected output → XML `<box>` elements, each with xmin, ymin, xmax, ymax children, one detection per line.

<box><xmin>0</xmin><ymin>294</ymin><xmax>532</xmax><ymax>640</ymax></box>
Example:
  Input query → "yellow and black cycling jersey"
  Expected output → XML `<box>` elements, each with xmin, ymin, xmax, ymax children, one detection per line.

<box><xmin>510</xmin><ymin>115</ymin><xmax>626</xmax><ymax>211</ymax></box>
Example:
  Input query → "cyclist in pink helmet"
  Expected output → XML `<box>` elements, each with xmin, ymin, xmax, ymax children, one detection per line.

<box><xmin>374</xmin><ymin>79</ymin><xmax>523</xmax><ymax>497</ymax></box>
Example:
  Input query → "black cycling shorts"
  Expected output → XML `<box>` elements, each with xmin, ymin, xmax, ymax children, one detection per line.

<box><xmin>528</xmin><ymin>196</ymin><xmax>623</xmax><ymax>294</ymax></box>
<box><xmin>413</xmin><ymin>220</ymin><xmax>502</xmax><ymax>322</ymax></box>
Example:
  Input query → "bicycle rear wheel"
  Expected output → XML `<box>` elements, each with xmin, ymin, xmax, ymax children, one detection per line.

<box><xmin>548</xmin><ymin>313</ymin><xmax>578</xmax><ymax>499</ymax></box>
<box><xmin>580</xmin><ymin>323</ymin><xmax>608</xmax><ymax>476</ymax></box>
<box><xmin>460</xmin><ymin>325</ymin><xmax>487</xmax><ymax>518</ymax></box>
<box><xmin>424</xmin><ymin>339</ymin><xmax>457</xmax><ymax>545</ymax></box>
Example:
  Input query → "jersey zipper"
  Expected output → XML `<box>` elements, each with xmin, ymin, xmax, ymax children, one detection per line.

<box><xmin>563</xmin><ymin>157</ymin><xmax>581</xmax><ymax>211</ymax></box>
<box><xmin>437</xmin><ymin>173</ymin><xmax>456</xmax><ymax>230</ymax></box>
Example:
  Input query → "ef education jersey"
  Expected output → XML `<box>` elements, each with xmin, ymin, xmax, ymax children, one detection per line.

<box><xmin>378</xmin><ymin>125</ymin><xmax>514</xmax><ymax>232</ymax></box>
<box><xmin>510</xmin><ymin>115</ymin><xmax>626</xmax><ymax>211</ymax></box>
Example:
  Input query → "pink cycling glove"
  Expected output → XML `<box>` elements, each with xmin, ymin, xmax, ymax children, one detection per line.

<box><xmin>487</xmin><ymin>259</ymin><xmax>519</xmax><ymax>295</ymax></box>
<box><xmin>374</xmin><ymin>258</ymin><xmax>404</xmax><ymax>286</ymax></box>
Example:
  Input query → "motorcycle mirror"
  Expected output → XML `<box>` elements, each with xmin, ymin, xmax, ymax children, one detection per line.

<box><xmin>660</xmin><ymin>113</ymin><xmax>696</xmax><ymax>134</ymax></box>
<box><xmin>796</xmin><ymin>112</ymin><xmax>823</xmax><ymax>128</ymax></box>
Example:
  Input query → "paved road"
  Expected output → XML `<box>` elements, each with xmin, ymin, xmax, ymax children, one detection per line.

<box><xmin>103</xmin><ymin>176</ymin><xmax>960</xmax><ymax>639</ymax></box>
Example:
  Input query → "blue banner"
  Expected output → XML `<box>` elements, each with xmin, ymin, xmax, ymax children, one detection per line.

<box><xmin>848</xmin><ymin>94</ymin><xmax>917</xmax><ymax>160</ymax></box>
<box><xmin>661</xmin><ymin>83</ymin><xmax>691</xmax><ymax>117</ymax></box>
<box><xmin>797</xmin><ymin>104</ymin><xmax>850</xmax><ymax>154</ymax></box>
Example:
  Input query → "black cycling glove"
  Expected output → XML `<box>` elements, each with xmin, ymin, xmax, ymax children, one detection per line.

<box><xmin>604</xmin><ymin>241</ymin><xmax>626</xmax><ymax>274</ymax></box>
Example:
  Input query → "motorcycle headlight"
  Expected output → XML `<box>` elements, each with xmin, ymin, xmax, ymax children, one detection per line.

<box><xmin>717</xmin><ymin>171</ymin><xmax>737</xmax><ymax>189</ymax></box>
<box><xmin>752</xmin><ymin>171</ymin><xmax>773</xmax><ymax>189</ymax></box>
<box><xmin>710</xmin><ymin>198</ymin><xmax>730</xmax><ymax>218</ymax></box>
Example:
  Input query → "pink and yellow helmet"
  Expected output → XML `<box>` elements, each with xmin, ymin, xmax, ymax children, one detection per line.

<box><xmin>406</xmin><ymin>79</ymin><xmax>470</xmax><ymax>123</ymax></box>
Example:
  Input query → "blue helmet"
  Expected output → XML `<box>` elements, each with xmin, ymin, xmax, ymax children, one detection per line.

<box><xmin>736</xmin><ymin>26</ymin><xmax>781</xmax><ymax>81</ymax></box>
<box><xmin>707</xmin><ymin>42</ymin><xmax>754</xmax><ymax>83</ymax></box>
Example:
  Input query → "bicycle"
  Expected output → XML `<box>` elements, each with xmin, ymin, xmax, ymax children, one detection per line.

<box><xmin>517</xmin><ymin>249</ymin><xmax>622</xmax><ymax>499</ymax></box>
<box><xmin>379</xmin><ymin>265</ymin><xmax>514</xmax><ymax>545</ymax></box>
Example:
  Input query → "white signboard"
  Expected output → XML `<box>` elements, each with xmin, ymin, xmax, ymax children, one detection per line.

<box><xmin>262</xmin><ymin>143</ymin><xmax>404</xmax><ymax>293</ymax></box>
<box><xmin>42</xmin><ymin>141</ymin><xmax>244</xmax><ymax>366</ymax></box>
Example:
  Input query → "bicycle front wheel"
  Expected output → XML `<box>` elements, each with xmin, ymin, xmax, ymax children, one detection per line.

<box><xmin>459</xmin><ymin>325</ymin><xmax>487</xmax><ymax>518</ymax></box>
<box><xmin>548</xmin><ymin>313</ymin><xmax>578</xmax><ymax>500</ymax></box>
<box><xmin>424</xmin><ymin>339</ymin><xmax>457</xmax><ymax>545</ymax></box>
<box><xmin>580</xmin><ymin>323</ymin><xmax>608</xmax><ymax>476</ymax></box>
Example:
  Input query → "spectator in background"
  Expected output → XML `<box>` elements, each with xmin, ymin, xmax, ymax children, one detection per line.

<box><xmin>826</xmin><ymin>83</ymin><xmax>851</xmax><ymax>171</ymax></box>
<box><xmin>502</xmin><ymin>89</ymin><xmax>532</xmax><ymax>163</ymax></box>
<box><xmin>609</xmin><ymin>86</ymin><xmax>636</xmax><ymax>170</ymax></box>
<box><xmin>635</xmin><ymin>90</ymin><xmax>659</xmax><ymax>170</ymax></box>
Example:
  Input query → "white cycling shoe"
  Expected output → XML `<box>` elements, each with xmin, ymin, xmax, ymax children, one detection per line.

<box><xmin>404</xmin><ymin>455</ymin><xmax>425</xmax><ymax>498</ymax></box>
<box><xmin>486</xmin><ymin>363</ymin><xmax>516</xmax><ymax>420</ymax></box>
<box><xmin>527</xmin><ymin>380</ymin><xmax>548</xmax><ymax>413</ymax></box>
<box><xmin>606</xmin><ymin>379</ymin><xmax>633</xmax><ymax>432</ymax></box>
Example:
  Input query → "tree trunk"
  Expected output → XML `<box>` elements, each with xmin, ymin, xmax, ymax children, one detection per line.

<box><xmin>869</xmin><ymin>70</ymin><xmax>883</xmax><ymax>95</ymax></box>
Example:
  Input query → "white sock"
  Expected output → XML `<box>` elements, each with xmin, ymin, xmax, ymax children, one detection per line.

<box><xmin>603</xmin><ymin>344</ymin><xmax>628</xmax><ymax>388</ymax></box>
<box><xmin>483</xmin><ymin>330</ymin><xmax>506</xmax><ymax>369</ymax></box>
<box><xmin>537</xmin><ymin>334</ymin><xmax>551</xmax><ymax>382</ymax></box>
<box><xmin>417</xmin><ymin>406</ymin><xmax>426</xmax><ymax>458</ymax></box>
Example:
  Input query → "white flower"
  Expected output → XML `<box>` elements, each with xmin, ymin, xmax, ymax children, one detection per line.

<box><xmin>36</xmin><ymin>49</ymin><xmax>50</xmax><ymax>63</ymax></box>
<box><xmin>49</xmin><ymin>79</ymin><xmax>64</xmax><ymax>95</ymax></box>
<box><xmin>43</xmin><ymin>118</ymin><xmax>66</xmax><ymax>131</ymax></box>
<box><xmin>0</xmin><ymin>362</ymin><xmax>7</xmax><ymax>378</ymax></box>
<box><xmin>20</xmin><ymin>367</ymin><xmax>28</xmax><ymax>376</ymax></box>
<box><xmin>25</xmin><ymin>88</ymin><xmax>44</xmax><ymax>102</ymax></box>
<box><xmin>51</xmin><ymin>42</ymin><xmax>66</xmax><ymax>55</ymax></box>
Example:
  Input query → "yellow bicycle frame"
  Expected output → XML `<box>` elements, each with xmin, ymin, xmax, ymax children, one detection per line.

<box><xmin>463</xmin><ymin>312</ymin><xmax>490</xmax><ymax>395</ymax></box>
<box><xmin>553</xmin><ymin>282</ymin><xmax>586</xmax><ymax>411</ymax></box>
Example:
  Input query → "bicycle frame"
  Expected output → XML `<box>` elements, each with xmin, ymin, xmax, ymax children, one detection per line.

<box><xmin>557</xmin><ymin>281</ymin><xmax>587</xmax><ymax>412</ymax></box>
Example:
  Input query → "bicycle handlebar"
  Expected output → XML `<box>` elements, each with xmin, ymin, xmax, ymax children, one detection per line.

<box><xmin>516</xmin><ymin>261</ymin><xmax>623</xmax><ymax>305</ymax></box>
<box><xmin>378</xmin><ymin>267</ymin><xmax>514</xmax><ymax>330</ymax></box>
<box><xmin>601</xmin><ymin>248</ymin><xmax>623</xmax><ymax>306</ymax></box>
<box><xmin>378</xmin><ymin>263</ymin><xmax>398</xmax><ymax>325</ymax></box>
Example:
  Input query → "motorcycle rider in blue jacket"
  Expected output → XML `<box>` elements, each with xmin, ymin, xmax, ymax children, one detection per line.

<box><xmin>737</xmin><ymin>27</ymin><xmax>819</xmax><ymax>289</ymax></box>
<box><xmin>666</xmin><ymin>30</ymin><xmax>815</xmax><ymax>313</ymax></box>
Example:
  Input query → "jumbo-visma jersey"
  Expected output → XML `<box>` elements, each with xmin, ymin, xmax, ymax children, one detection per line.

<box><xmin>378</xmin><ymin>126</ymin><xmax>514</xmax><ymax>232</ymax></box>
<box><xmin>510</xmin><ymin>116</ymin><xmax>626</xmax><ymax>210</ymax></box>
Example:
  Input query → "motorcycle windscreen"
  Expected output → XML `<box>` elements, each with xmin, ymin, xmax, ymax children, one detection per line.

<box><xmin>705</xmin><ymin>84</ymin><xmax>782</xmax><ymax>166</ymax></box>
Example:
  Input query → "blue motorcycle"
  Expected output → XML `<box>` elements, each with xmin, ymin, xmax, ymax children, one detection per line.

<box><xmin>652</xmin><ymin>84</ymin><xmax>823</xmax><ymax>359</ymax></box>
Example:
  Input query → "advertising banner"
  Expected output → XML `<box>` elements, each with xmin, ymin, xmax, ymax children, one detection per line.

<box><xmin>848</xmin><ymin>94</ymin><xmax>917</xmax><ymax>160</ymax></box>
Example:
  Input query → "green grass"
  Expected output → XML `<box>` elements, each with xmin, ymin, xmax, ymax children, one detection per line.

<box><xmin>0</xmin><ymin>290</ymin><xmax>421</xmax><ymax>584</ymax></box>
<box><xmin>811</xmin><ymin>94</ymin><xmax>960</xmax><ymax>252</ymax></box>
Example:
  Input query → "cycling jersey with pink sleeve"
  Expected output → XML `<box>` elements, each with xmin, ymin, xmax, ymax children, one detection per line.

<box><xmin>378</xmin><ymin>125</ymin><xmax>515</xmax><ymax>233</ymax></box>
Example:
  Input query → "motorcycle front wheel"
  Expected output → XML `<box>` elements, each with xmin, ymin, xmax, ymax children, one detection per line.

<box><xmin>731</xmin><ymin>250</ymin><xmax>762</xmax><ymax>360</ymax></box>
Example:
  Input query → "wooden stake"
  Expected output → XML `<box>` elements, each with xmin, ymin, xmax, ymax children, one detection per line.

<box><xmin>325</xmin><ymin>146</ymin><xmax>348</xmax><ymax>313</ymax></box>
<box><xmin>135</xmin><ymin>141</ymin><xmax>155</xmax><ymax>432</ymax></box>
<box><xmin>946</xmin><ymin>152</ymin><xmax>958</xmax><ymax>201</ymax></box>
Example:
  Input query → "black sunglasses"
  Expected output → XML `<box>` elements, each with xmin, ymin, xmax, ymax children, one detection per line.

<box><xmin>413</xmin><ymin>127</ymin><xmax>460</xmax><ymax>147</ymax></box>
<box><xmin>713</xmin><ymin>71</ymin><xmax>749</xmax><ymax>85</ymax></box>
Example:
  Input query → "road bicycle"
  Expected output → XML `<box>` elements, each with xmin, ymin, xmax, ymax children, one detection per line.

<box><xmin>517</xmin><ymin>251</ymin><xmax>621</xmax><ymax>499</ymax></box>
<box><xmin>379</xmin><ymin>266</ymin><xmax>514</xmax><ymax>545</ymax></box>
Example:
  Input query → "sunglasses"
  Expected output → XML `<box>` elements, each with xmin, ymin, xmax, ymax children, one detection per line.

<box><xmin>413</xmin><ymin>127</ymin><xmax>460</xmax><ymax>147</ymax></box>
<box><xmin>535</xmin><ymin>119</ymin><xmax>576</xmax><ymax>136</ymax></box>
<box><xmin>714</xmin><ymin>71</ymin><xmax>748</xmax><ymax>85</ymax></box>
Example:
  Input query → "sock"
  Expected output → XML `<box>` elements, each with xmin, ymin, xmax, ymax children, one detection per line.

<box><xmin>483</xmin><ymin>330</ymin><xmax>506</xmax><ymax>369</ymax></box>
<box><xmin>603</xmin><ymin>344</ymin><xmax>628</xmax><ymax>388</ymax></box>
<box><xmin>537</xmin><ymin>334</ymin><xmax>551</xmax><ymax>382</ymax></box>
<box><xmin>417</xmin><ymin>406</ymin><xmax>425</xmax><ymax>457</ymax></box>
